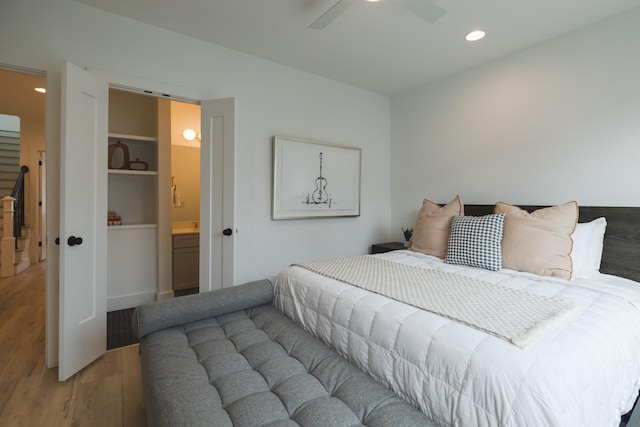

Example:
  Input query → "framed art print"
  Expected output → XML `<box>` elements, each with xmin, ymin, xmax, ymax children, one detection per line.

<box><xmin>272</xmin><ymin>136</ymin><xmax>361</xmax><ymax>219</ymax></box>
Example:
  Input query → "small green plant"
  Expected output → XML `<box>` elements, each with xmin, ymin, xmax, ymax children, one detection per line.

<box><xmin>402</xmin><ymin>227</ymin><xmax>413</xmax><ymax>241</ymax></box>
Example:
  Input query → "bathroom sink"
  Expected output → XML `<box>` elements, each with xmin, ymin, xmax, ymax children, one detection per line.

<box><xmin>172</xmin><ymin>228</ymin><xmax>200</xmax><ymax>235</ymax></box>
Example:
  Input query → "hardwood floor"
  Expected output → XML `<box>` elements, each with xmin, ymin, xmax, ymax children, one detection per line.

<box><xmin>0</xmin><ymin>261</ymin><xmax>146</xmax><ymax>426</ymax></box>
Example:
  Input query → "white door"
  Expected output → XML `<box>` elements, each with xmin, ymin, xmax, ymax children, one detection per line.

<box><xmin>200</xmin><ymin>98</ymin><xmax>235</xmax><ymax>291</ymax></box>
<box><xmin>59</xmin><ymin>62</ymin><xmax>108</xmax><ymax>381</ymax></box>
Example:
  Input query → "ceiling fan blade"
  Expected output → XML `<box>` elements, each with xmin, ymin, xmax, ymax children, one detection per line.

<box><xmin>394</xmin><ymin>0</ymin><xmax>446</xmax><ymax>24</ymax></box>
<box><xmin>309</xmin><ymin>0</ymin><xmax>357</xmax><ymax>30</ymax></box>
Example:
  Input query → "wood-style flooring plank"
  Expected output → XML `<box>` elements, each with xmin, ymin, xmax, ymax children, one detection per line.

<box><xmin>0</xmin><ymin>262</ymin><xmax>147</xmax><ymax>426</ymax></box>
<box><xmin>78</xmin><ymin>347</ymin><xmax>122</xmax><ymax>385</ymax></box>
<box><xmin>1</xmin><ymin>368</ymin><xmax>74</xmax><ymax>426</ymax></box>
<box><xmin>71</xmin><ymin>374</ymin><xmax>124</xmax><ymax>426</ymax></box>
<box><xmin>121</xmin><ymin>345</ymin><xmax>146</xmax><ymax>427</ymax></box>
<box><xmin>0</xmin><ymin>262</ymin><xmax>46</xmax><ymax>385</ymax></box>
<box><xmin>0</xmin><ymin>379</ymin><xmax>18</xmax><ymax>416</ymax></box>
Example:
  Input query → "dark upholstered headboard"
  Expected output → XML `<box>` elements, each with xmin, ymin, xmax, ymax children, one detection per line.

<box><xmin>464</xmin><ymin>205</ymin><xmax>640</xmax><ymax>283</ymax></box>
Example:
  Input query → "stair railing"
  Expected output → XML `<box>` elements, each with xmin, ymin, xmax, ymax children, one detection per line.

<box><xmin>10</xmin><ymin>165</ymin><xmax>29</xmax><ymax>241</ymax></box>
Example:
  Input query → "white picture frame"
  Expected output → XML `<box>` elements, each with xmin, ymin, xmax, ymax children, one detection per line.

<box><xmin>272</xmin><ymin>136</ymin><xmax>361</xmax><ymax>220</ymax></box>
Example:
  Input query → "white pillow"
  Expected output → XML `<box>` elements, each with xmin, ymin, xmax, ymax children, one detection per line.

<box><xmin>570</xmin><ymin>217</ymin><xmax>607</xmax><ymax>278</ymax></box>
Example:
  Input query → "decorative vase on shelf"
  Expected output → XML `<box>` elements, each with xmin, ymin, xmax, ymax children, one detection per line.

<box><xmin>404</xmin><ymin>240</ymin><xmax>411</xmax><ymax>248</ymax></box>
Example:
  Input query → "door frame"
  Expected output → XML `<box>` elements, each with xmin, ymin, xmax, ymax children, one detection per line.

<box><xmin>36</xmin><ymin>150</ymin><xmax>47</xmax><ymax>262</ymax></box>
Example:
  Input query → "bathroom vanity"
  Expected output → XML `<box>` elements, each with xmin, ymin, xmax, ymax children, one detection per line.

<box><xmin>172</xmin><ymin>229</ymin><xmax>199</xmax><ymax>291</ymax></box>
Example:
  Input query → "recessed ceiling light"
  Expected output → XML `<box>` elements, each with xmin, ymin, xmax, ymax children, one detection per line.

<box><xmin>366</xmin><ymin>0</ymin><xmax>381</xmax><ymax>2</ymax></box>
<box><xmin>34</xmin><ymin>87</ymin><xmax>46</xmax><ymax>93</ymax></box>
<box><xmin>465</xmin><ymin>30</ymin><xmax>486</xmax><ymax>42</ymax></box>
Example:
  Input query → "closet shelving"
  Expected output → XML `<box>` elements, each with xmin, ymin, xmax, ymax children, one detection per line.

<box><xmin>106</xmin><ymin>88</ymin><xmax>160</xmax><ymax>311</ymax></box>
<box><xmin>108</xmin><ymin>132</ymin><xmax>158</xmax><ymax>228</ymax></box>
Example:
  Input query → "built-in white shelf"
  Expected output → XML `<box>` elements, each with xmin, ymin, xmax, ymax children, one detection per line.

<box><xmin>108</xmin><ymin>169</ymin><xmax>158</xmax><ymax>176</ymax></box>
<box><xmin>108</xmin><ymin>224</ymin><xmax>158</xmax><ymax>230</ymax></box>
<box><xmin>107</xmin><ymin>89</ymin><xmax>159</xmax><ymax>311</ymax></box>
<box><xmin>108</xmin><ymin>132</ymin><xmax>157</xmax><ymax>143</ymax></box>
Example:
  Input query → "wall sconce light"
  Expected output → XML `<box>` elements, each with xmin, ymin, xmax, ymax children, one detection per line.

<box><xmin>182</xmin><ymin>128</ymin><xmax>201</xmax><ymax>142</ymax></box>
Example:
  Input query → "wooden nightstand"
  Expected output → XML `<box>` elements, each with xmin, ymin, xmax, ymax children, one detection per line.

<box><xmin>371</xmin><ymin>242</ymin><xmax>406</xmax><ymax>254</ymax></box>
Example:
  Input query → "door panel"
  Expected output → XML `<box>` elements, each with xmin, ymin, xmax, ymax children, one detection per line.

<box><xmin>200</xmin><ymin>98</ymin><xmax>234</xmax><ymax>291</ymax></box>
<box><xmin>59</xmin><ymin>62</ymin><xmax>108</xmax><ymax>380</ymax></box>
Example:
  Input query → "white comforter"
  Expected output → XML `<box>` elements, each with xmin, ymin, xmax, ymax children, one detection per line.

<box><xmin>273</xmin><ymin>250</ymin><xmax>640</xmax><ymax>427</ymax></box>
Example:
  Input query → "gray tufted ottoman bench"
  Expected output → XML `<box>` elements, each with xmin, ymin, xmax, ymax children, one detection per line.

<box><xmin>133</xmin><ymin>279</ymin><xmax>435</xmax><ymax>427</ymax></box>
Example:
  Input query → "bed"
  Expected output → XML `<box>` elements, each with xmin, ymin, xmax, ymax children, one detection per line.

<box><xmin>273</xmin><ymin>202</ymin><xmax>640</xmax><ymax>427</ymax></box>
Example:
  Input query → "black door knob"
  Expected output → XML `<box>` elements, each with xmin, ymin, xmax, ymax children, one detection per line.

<box><xmin>55</xmin><ymin>237</ymin><xmax>60</xmax><ymax>245</ymax></box>
<box><xmin>67</xmin><ymin>236</ymin><xmax>83</xmax><ymax>246</ymax></box>
<box><xmin>222</xmin><ymin>228</ymin><xmax>233</xmax><ymax>236</ymax></box>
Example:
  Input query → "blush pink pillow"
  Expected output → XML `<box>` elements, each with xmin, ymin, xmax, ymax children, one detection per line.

<box><xmin>495</xmin><ymin>201</ymin><xmax>578</xmax><ymax>280</ymax></box>
<box><xmin>410</xmin><ymin>196</ymin><xmax>464</xmax><ymax>259</ymax></box>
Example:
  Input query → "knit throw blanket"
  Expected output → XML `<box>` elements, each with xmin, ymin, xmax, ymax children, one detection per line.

<box><xmin>293</xmin><ymin>255</ymin><xmax>577</xmax><ymax>348</ymax></box>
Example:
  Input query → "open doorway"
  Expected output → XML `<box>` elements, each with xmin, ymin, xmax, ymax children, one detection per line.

<box><xmin>105</xmin><ymin>90</ymin><xmax>202</xmax><ymax>348</ymax></box>
<box><xmin>168</xmin><ymin>101</ymin><xmax>201</xmax><ymax>297</ymax></box>
<box><xmin>0</xmin><ymin>65</ymin><xmax>48</xmax><ymax>384</ymax></box>
<box><xmin>106</xmin><ymin>89</ymin><xmax>201</xmax><ymax>309</ymax></box>
<box><xmin>0</xmin><ymin>67</ymin><xmax>47</xmax><ymax>275</ymax></box>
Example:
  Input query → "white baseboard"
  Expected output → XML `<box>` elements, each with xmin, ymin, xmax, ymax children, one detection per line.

<box><xmin>157</xmin><ymin>290</ymin><xmax>174</xmax><ymax>301</ymax></box>
<box><xmin>107</xmin><ymin>291</ymin><xmax>156</xmax><ymax>312</ymax></box>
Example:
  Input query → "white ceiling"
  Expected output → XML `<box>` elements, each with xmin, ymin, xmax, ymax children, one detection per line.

<box><xmin>73</xmin><ymin>0</ymin><xmax>640</xmax><ymax>96</ymax></box>
<box><xmin>1</xmin><ymin>0</ymin><xmax>639</xmax><ymax>119</ymax></box>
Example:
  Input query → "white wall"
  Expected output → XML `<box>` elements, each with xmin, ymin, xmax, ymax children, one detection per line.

<box><xmin>171</xmin><ymin>145</ymin><xmax>200</xmax><ymax>222</ymax></box>
<box><xmin>0</xmin><ymin>0</ymin><xmax>391</xmax><ymax>285</ymax></box>
<box><xmin>390</xmin><ymin>8</ymin><xmax>640</xmax><ymax>237</ymax></box>
<box><xmin>170</xmin><ymin>100</ymin><xmax>201</xmax><ymax>223</ymax></box>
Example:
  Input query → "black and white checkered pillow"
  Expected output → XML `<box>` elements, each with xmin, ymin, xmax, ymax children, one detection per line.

<box><xmin>445</xmin><ymin>214</ymin><xmax>505</xmax><ymax>271</ymax></box>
